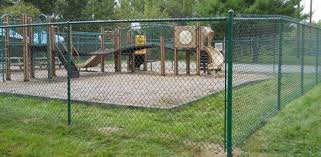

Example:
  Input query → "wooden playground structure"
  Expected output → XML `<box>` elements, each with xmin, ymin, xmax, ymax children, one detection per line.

<box><xmin>1</xmin><ymin>14</ymin><xmax>225</xmax><ymax>82</ymax></box>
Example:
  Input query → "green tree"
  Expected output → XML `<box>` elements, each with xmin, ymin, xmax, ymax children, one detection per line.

<box><xmin>160</xmin><ymin>0</ymin><xmax>197</xmax><ymax>17</ymax></box>
<box><xmin>115</xmin><ymin>0</ymin><xmax>168</xmax><ymax>18</ymax></box>
<box><xmin>0</xmin><ymin>2</ymin><xmax>40</xmax><ymax>17</ymax></box>
<box><xmin>22</xmin><ymin>0</ymin><xmax>57</xmax><ymax>14</ymax></box>
<box><xmin>55</xmin><ymin>0</ymin><xmax>88</xmax><ymax>20</ymax></box>
<box><xmin>0</xmin><ymin>0</ymin><xmax>14</xmax><ymax>7</ymax></box>
<box><xmin>82</xmin><ymin>0</ymin><xmax>116</xmax><ymax>20</ymax></box>
<box><xmin>196</xmin><ymin>0</ymin><xmax>307</xmax><ymax>19</ymax></box>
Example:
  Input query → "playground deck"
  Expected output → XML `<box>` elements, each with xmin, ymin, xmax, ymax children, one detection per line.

<box><xmin>0</xmin><ymin>62</ymin><xmax>270</xmax><ymax>109</ymax></box>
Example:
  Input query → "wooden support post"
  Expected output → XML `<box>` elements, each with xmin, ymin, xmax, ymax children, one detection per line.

<box><xmin>126</xmin><ymin>32</ymin><xmax>131</xmax><ymax>71</ymax></box>
<box><xmin>131</xmin><ymin>53</ymin><xmax>135</xmax><ymax>73</ymax></box>
<box><xmin>23</xmin><ymin>15</ymin><xmax>29</xmax><ymax>81</ymax></box>
<box><xmin>28</xmin><ymin>17</ymin><xmax>35</xmax><ymax>78</ymax></box>
<box><xmin>174</xmin><ymin>48</ymin><xmax>178</xmax><ymax>75</ymax></box>
<box><xmin>4</xmin><ymin>16</ymin><xmax>10</xmax><ymax>80</ymax></box>
<box><xmin>196</xmin><ymin>25</ymin><xmax>201</xmax><ymax>75</ymax></box>
<box><xmin>69</xmin><ymin>25</ymin><xmax>73</xmax><ymax>60</ymax></box>
<box><xmin>49</xmin><ymin>16</ymin><xmax>55</xmax><ymax>78</ymax></box>
<box><xmin>143</xmin><ymin>33</ymin><xmax>147</xmax><ymax>71</ymax></box>
<box><xmin>143</xmin><ymin>52</ymin><xmax>147</xmax><ymax>71</ymax></box>
<box><xmin>186</xmin><ymin>51</ymin><xmax>190</xmax><ymax>74</ymax></box>
<box><xmin>114</xmin><ymin>29</ymin><xmax>121</xmax><ymax>72</ymax></box>
<box><xmin>160</xmin><ymin>36</ymin><xmax>165</xmax><ymax>76</ymax></box>
<box><xmin>100</xmin><ymin>27</ymin><xmax>105</xmax><ymax>72</ymax></box>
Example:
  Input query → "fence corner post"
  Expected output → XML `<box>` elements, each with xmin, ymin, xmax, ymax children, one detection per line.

<box><xmin>66</xmin><ymin>22</ymin><xmax>72</xmax><ymax>126</ymax></box>
<box><xmin>277</xmin><ymin>19</ymin><xmax>284</xmax><ymax>111</ymax></box>
<box><xmin>226</xmin><ymin>9</ymin><xmax>234</xmax><ymax>157</ymax></box>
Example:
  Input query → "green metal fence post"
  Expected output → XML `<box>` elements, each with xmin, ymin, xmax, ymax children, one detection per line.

<box><xmin>66</xmin><ymin>22</ymin><xmax>72</xmax><ymax>125</ymax></box>
<box><xmin>273</xmin><ymin>20</ymin><xmax>277</xmax><ymax>74</ymax></box>
<box><xmin>316</xmin><ymin>29</ymin><xmax>319</xmax><ymax>84</ymax></box>
<box><xmin>226</xmin><ymin>10</ymin><xmax>234</xmax><ymax>157</ymax></box>
<box><xmin>301</xmin><ymin>26</ymin><xmax>305</xmax><ymax>95</ymax></box>
<box><xmin>277</xmin><ymin>20</ymin><xmax>283</xmax><ymax>110</ymax></box>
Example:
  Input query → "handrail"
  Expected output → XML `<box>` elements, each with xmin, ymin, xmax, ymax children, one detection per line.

<box><xmin>71</xmin><ymin>45</ymin><xmax>80</xmax><ymax>63</ymax></box>
<box><xmin>60</xmin><ymin>42</ymin><xmax>80</xmax><ymax>64</ymax></box>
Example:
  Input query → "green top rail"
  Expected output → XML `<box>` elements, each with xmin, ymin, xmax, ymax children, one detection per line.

<box><xmin>0</xmin><ymin>15</ymin><xmax>320</xmax><ymax>30</ymax></box>
<box><xmin>0</xmin><ymin>17</ymin><xmax>227</xmax><ymax>28</ymax></box>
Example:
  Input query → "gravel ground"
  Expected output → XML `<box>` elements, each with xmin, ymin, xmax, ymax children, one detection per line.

<box><xmin>0</xmin><ymin>62</ymin><xmax>271</xmax><ymax>109</ymax></box>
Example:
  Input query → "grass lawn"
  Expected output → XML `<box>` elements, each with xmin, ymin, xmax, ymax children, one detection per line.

<box><xmin>0</xmin><ymin>73</ymin><xmax>318</xmax><ymax>156</ymax></box>
<box><xmin>241</xmin><ymin>83</ymin><xmax>321</xmax><ymax>157</ymax></box>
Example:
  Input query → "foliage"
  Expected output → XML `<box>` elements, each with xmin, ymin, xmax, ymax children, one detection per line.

<box><xmin>114</xmin><ymin>0</ymin><xmax>169</xmax><ymax>18</ymax></box>
<box><xmin>82</xmin><ymin>0</ymin><xmax>116</xmax><ymax>20</ymax></box>
<box><xmin>0</xmin><ymin>0</ymin><xmax>312</xmax><ymax>21</ymax></box>
<box><xmin>54</xmin><ymin>0</ymin><xmax>88</xmax><ymax>20</ymax></box>
<box><xmin>196</xmin><ymin>0</ymin><xmax>308</xmax><ymax>19</ymax></box>
<box><xmin>0</xmin><ymin>2</ymin><xmax>40</xmax><ymax>18</ymax></box>
<box><xmin>0</xmin><ymin>0</ymin><xmax>14</xmax><ymax>7</ymax></box>
<box><xmin>22</xmin><ymin>0</ymin><xmax>57</xmax><ymax>14</ymax></box>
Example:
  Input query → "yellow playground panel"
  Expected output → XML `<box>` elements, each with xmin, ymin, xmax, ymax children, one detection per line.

<box><xmin>134</xmin><ymin>35</ymin><xmax>147</xmax><ymax>55</ymax></box>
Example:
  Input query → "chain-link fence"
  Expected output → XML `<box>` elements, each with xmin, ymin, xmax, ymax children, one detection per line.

<box><xmin>0</xmin><ymin>11</ymin><xmax>320</xmax><ymax>156</ymax></box>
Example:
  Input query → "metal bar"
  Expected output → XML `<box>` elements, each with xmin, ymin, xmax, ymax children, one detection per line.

<box><xmin>1</xmin><ymin>16</ymin><xmax>320</xmax><ymax>30</ymax></box>
<box><xmin>226</xmin><ymin>10</ymin><xmax>234</xmax><ymax>157</ymax></box>
<box><xmin>277</xmin><ymin>20</ymin><xmax>284</xmax><ymax>110</ymax></box>
<box><xmin>66</xmin><ymin>22</ymin><xmax>72</xmax><ymax>125</ymax></box>
<box><xmin>301</xmin><ymin>26</ymin><xmax>305</xmax><ymax>95</ymax></box>
<box><xmin>0</xmin><ymin>17</ymin><xmax>228</xmax><ymax>28</ymax></box>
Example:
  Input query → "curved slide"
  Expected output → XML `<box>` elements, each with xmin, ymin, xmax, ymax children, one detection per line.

<box><xmin>203</xmin><ymin>46</ymin><xmax>224</xmax><ymax>72</ymax></box>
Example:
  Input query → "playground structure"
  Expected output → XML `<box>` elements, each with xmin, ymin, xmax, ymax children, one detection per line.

<box><xmin>1</xmin><ymin>14</ymin><xmax>225</xmax><ymax>82</ymax></box>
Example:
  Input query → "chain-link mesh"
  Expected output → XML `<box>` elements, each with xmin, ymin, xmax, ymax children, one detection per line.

<box><xmin>232</xmin><ymin>15</ymin><xmax>321</xmax><ymax>155</ymax></box>
<box><xmin>0</xmin><ymin>16</ymin><xmax>230</xmax><ymax>155</ymax></box>
<box><xmin>0</xmin><ymin>13</ymin><xmax>320</xmax><ymax>156</ymax></box>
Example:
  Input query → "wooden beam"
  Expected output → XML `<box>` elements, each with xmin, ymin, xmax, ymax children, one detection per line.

<box><xmin>160</xmin><ymin>36</ymin><xmax>165</xmax><ymax>76</ymax></box>
<box><xmin>196</xmin><ymin>25</ymin><xmax>201</xmax><ymax>75</ymax></box>
<box><xmin>100</xmin><ymin>27</ymin><xmax>105</xmax><ymax>72</ymax></box>
<box><xmin>174</xmin><ymin>48</ymin><xmax>178</xmax><ymax>75</ymax></box>
<box><xmin>186</xmin><ymin>51</ymin><xmax>190</xmax><ymax>75</ymax></box>
<box><xmin>49</xmin><ymin>16</ymin><xmax>55</xmax><ymax>78</ymax></box>
<box><xmin>126</xmin><ymin>32</ymin><xmax>131</xmax><ymax>72</ymax></box>
<box><xmin>23</xmin><ymin>14</ymin><xmax>29</xmax><ymax>81</ymax></box>
<box><xmin>143</xmin><ymin>52</ymin><xmax>147</xmax><ymax>71</ymax></box>
<box><xmin>114</xmin><ymin>29</ymin><xmax>121</xmax><ymax>72</ymax></box>
<box><xmin>4</xmin><ymin>16</ymin><xmax>11</xmax><ymax>80</ymax></box>
<box><xmin>28</xmin><ymin>17</ymin><xmax>35</xmax><ymax>79</ymax></box>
